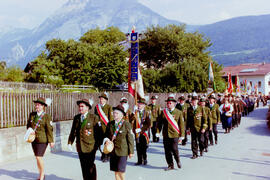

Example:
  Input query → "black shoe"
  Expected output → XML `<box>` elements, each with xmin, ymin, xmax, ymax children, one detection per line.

<box><xmin>102</xmin><ymin>158</ymin><xmax>108</xmax><ymax>163</ymax></box>
<box><xmin>210</xmin><ymin>142</ymin><xmax>214</xmax><ymax>146</ymax></box>
<box><xmin>164</xmin><ymin>165</ymin><xmax>174</xmax><ymax>171</ymax></box>
<box><xmin>177</xmin><ymin>162</ymin><xmax>181</xmax><ymax>168</ymax></box>
<box><xmin>143</xmin><ymin>160</ymin><xmax>148</xmax><ymax>165</ymax></box>
<box><xmin>181</xmin><ymin>142</ymin><xmax>186</xmax><ymax>146</ymax></box>
<box><xmin>215</xmin><ymin>140</ymin><xmax>218</xmax><ymax>144</ymax></box>
<box><xmin>204</xmin><ymin>148</ymin><xmax>208</xmax><ymax>152</ymax></box>
<box><xmin>191</xmin><ymin>155</ymin><xmax>197</xmax><ymax>159</ymax></box>
<box><xmin>200</xmin><ymin>151</ymin><xmax>203</xmax><ymax>156</ymax></box>
<box><xmin>135</xmin><ymin>162</ymin><xmax>142</xmax><ymax>166</ymax></box>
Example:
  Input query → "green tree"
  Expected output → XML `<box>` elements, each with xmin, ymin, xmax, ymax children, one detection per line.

<box><xmin>27</xmin><ymin>27</ymin><xmax>128</xmax><ymax>90</ymax></box>
<box><xmin>2</xmin><ymin>66</ymin><xmax>25</xmax><ymax>82</ymax></box>
<box><xmin>139</xmin><ymin>24</ymin><xmax>224</xmax><ymax>93</ymax></box>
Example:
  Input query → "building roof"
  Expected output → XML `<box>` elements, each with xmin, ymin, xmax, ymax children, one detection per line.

<box><xmin>222</xmin><ymin>62</ymin><xmax>270</xmax><ymax>77</ymax></box>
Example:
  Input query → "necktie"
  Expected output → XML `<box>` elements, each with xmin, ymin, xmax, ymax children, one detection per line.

<box><xmin>81</xmin><ymin>115</ymin><xmax>85</xmax><ymax>122</ymax></box>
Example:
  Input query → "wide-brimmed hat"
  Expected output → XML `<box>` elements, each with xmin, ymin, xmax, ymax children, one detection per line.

<box><xmin>151</xmin><ymin>95</ymin><xmax>158</xmax><ymax>100</ymax></box>
<box><xmin>200</xmin><ymin>97</ymin><xmax>207</xmax><ymax>102</ymax></box>
<box><xmin>33</xmin><ymin>97</ymin><xmax>48</xmax><ymax>107</ymax></box>
<box><xmin>209</xmin><ymin>94</ymin><xmax>216</xmax><ymax>99</ymax></box>
<box><xmin>120</xmin><ymin>97</ymin><xmax>128</xmax><ymax>103</ymax></box>
<box><xmin>165</xmin><ymin>94</ymin><xmax>177</xmax><ymax>102</ymax></box>
<box><xmin>138</xmin><ymin>98</ymin><xmax>147</xmax><ymax>104</ymax></box>
<box><xmin>113</xmin><ymin>104</ymin><xmax>126</xmax><ymax>116</ymax></box>
<box><xmin>99</xmin><ymin>92</ymin><xmax>109</xmax><ymax>100</ymax></box>
<box><xmin>178</xmin><ymin>94</ymin><xmax>185</xmax><ymax>101</ymax></box>
<box><xmin>192</xmin><ymin>92</ymin><xmax>198</xmax><ymax>100</ymax></box>
<box><xmin>77</xmin><ymin>99</ymin><xmax>94</xmax><ymax>109</ymax></box>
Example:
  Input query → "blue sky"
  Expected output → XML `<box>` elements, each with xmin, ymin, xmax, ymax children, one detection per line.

<box><xmin>0</xmin><ymin>0</ymin><xmax>270</xmax><ymax>29</ymax></box>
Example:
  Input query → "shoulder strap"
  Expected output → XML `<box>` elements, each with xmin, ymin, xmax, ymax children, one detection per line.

<box><xmin>33</xmin><ymin>112</ymin><xmax>45</xmax><ymax>131</ymax></box>
<box><xmin>163</xmin><ymin>108</ymin><xmax>180</xmax><ymax>134</ymax></box>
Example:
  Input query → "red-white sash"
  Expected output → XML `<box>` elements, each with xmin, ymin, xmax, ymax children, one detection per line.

<box><xmin>96</xmin><ymin>104</ymin><xmax>109</xmax><ymax>126</ymax></box>
<box><xmin>163</xmin><ymin>108</ymin><xmax>180</xmax><ymax>134</ymax></box>
<box><xmin>136</xmin><ymin>110</ymin><xmax>149</xmax><ymax>143</ymax></box>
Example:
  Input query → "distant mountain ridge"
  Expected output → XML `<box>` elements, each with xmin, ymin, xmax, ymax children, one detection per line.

<box><xmin>0</xmin><ymin>0</ymin><xmax>270</xmax><ymax>68</ymax></box>
<box><xmin>197</xmin><ymin>14</ymin><xmax>270</xmax><ymax>66</ymax></box>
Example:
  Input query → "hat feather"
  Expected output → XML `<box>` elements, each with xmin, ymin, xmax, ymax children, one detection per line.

<box><xmin>122</xmin><ymin>103</ymin><xmax>129</xmax><ymax>113</ymax></box>
<box><xmin>45</xmin><ymin>98</ymin><xmax>52</xmax><ymax>107</ymax></box>
<box><xmin>144</xmin><ymin>95</ymin><xmax>149</xmax><ymax>103</ymax></box>
<box><xmin>89</xmin><ymin>98</ymin><xmax>94</xmax><ymax>107</ymax></box>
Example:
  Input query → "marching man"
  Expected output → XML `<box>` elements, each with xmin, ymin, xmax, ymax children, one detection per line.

<box><xmin>157</xmin><ymin>94</ymin><xmax>185</xmax><ymax>170</ymax></box>
<box><xmin>94</xmin><ymin>92</ymin><xmax>113</xmax><ymax>162</ymax></box>
<box><xmin>130</xmin><ymin>98</ymin><xmax>151</xmax><ymax>166</ymax></box>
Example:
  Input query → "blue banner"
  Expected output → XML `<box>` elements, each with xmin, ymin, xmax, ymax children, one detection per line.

<box><xmin>130</xmin><ymin>32</ymin><xmax>139</xmax><ymax>81</ymax></box>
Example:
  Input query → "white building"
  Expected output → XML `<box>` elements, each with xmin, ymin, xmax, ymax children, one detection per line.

<box><xmin>222</xmin><ymin>63</ymin><xmax>270</xmax><ymax>95</ymax></box>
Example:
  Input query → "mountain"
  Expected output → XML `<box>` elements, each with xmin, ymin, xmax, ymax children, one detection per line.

<box><xmin>197</xmin><ymin>14</ymin><xmax>270</xmax><ymax>66</ymax></box>
<box><xmin>0</xmin><ymin>0</ymin><xmax>181</xmax><ymax>68</ymax></box>
<box><xmin>1</xmin><ymin>0</ymin><xmax>270</xmax><ymax>68</ymax></box>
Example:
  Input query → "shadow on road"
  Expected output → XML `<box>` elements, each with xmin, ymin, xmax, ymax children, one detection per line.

<box><xmin>0</xmin><ymin>169</ymin><xmax>71</xmax><ymax>180</ymax></box>
<box><xmin>248</xmin><ymin>123</ymin><xmax>270</xmax><ymax>136</ymax></box>
<box><xmin>232</xmin><ymin>171</ymin><xmax>270</xmax><ymax>179</ymax></box>
<box><xmin>204</xmin><ymin>155</ymin><xmax>270</xmax><ymax>166</ymax></box>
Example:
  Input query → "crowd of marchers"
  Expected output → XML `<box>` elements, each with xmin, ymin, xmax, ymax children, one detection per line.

<box><xmin>26</xmin><ymin>91</ymin><xmax>269</xmax><ymax>180</ymax></box>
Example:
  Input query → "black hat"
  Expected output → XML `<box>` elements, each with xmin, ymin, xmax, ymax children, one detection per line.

<box><xmin>120</xmin><ymin>97</ymin><xmax>128</xmax><ymax>103</ymax></box>
<box><xmin>113</xmin><ymin>105</ymin><xmax>126</xmax><ymax>116</ymax></box>
<box><xmin>178</xmin><ymin>95</ymin><xmax>185</xmax><ymax>101</ymax></box>
<box><xmin>138</xmin><ymin>98</ymin><xmax>147</xmax><ymax>104</ymax></box>
<box><xmin>99</xmin><ymin>92</ymin><xmax>109</xmax><ymax>100</ymax></box>
<box><xmin>165</xmin><ymin>94</ymin><xmax>177</xmax><ymax>102</ymax></box>
<box><xmin>77</xmin><ymin>99</ymin><xmax>93</xmax><ymax>109</ymax></box>
<box><xmin>33</xmin><ymin>97</ymin><xmax>48</xmax><ymax>107</ymax></box>
<box><xmin>151</xmin><ymin>95</ymin><xmax>158</xmax><ymax>100</ymax></box>
<box><xmin>209</xmin><ymin>94</ymin><xmax>216</xmax><ymax>99</ymax></box>
<box><xmin>200</xmin><ymin>98</ymin><xmax>207</xmax><ymax>102</ymax></box>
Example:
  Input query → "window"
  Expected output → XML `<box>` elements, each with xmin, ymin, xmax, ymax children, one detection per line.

<box><xmin>258</xmin><ymin>81</ymin><xmax>261</xmax><ymax>88</ymax></box>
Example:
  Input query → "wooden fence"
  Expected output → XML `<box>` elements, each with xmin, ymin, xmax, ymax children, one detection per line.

<box><xmin>0</xmin><ymin>91</ymin><xmax>193</xmax><ymax>128</ymax></box>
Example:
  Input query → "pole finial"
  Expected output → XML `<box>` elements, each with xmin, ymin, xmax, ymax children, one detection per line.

<box><xmin>132</xmin><ymin>26</ymin><xmax>136</xmax><ymax>33</ymax></box>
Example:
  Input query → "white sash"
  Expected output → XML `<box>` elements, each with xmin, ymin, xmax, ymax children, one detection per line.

<box><xmin>163</xmin><ymin>108</ymin><xmax>180</xmax><ymax>134</ymax></box>
<box><xmin>96</xmin><ymin>104</ymin><xmax>109</xmax><ymax>126</ymax></box>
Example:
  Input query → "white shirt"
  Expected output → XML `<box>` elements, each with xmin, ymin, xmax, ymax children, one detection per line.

<box><xmin>81</xmin><ymin>112</ymin><xmax>88</xmax><ymax>122</ymax></box>
<box><xmin>37</xmin><ymin>111</ymin><xmax>44</xmax><ymax>117</ymax></box>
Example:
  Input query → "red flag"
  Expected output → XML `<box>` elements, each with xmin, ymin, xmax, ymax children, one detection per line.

<box><xmin>128</xmin><ymin>64</ymin><xmax>144</xmax><ymax>99</ymax></box>
<box><xmin>227</xmin><ymin>73</ymin><xmax>233</xmax><ymax>94</ymax></box>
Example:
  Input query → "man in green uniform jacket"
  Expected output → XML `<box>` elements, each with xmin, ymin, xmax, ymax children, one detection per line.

<box><xmin>199</xmin><ymin>97</ymin><xmax>212</xmax><ymax>153</ymax></box>
<box><xmin>130</xmin><ymin>98</ymin><xmax>151</xmax><ymax>166</ymax></box>
<box><xmin>176</xmin><ymin>94</ymin><xmax>190</xmax><ymax>145</ymax></box>
<box><xmin>147</xmin><ymin>95</ymin><xmax>162</xmax><ymax>142</ymax></box>
<box><xmin>187</xmin><ymin>94</ymin><xmax>208</xmax><ymax>159</ymax></box>
<box><xmin>208</xmin><ymin>94</ymin><xmax>221</xmax><ymax>145</ymax></box>
<box><xmin>94</xmin><ymin>92</ymin><xmax>113</xmax><ymax>162</ymax></box>
<box><xmin>157</xmin><ymin>94</ymin><xmax>185</xmax><ymax>170</ymax></box>
<box><xmin>68</xmin><ymin>99</ymin><xmax>101</xmax><ymax>180</ymax></box>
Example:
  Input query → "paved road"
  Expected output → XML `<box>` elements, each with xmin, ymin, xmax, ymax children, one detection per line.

<box><xmin>0</xmin><ymin>106</ymin><xmax>270</xmax><ymax>180</ymax></box>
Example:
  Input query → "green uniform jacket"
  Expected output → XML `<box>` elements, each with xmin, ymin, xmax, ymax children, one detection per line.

<box><xmin>202</xmin><ymin>106</ymin><xmax>212</xmax><ymax>130</ymax></box>
<box><xmin>147</xmin><ymin>104</ymin><xmax>162</xmax><ymax>126</ymax></box>
<box><xmin>175</xmin><ymin>103</ymin><xmax>190</xmax><ymax>128</ymax></box>
<box><xmin>130</xmin><ymin>109</ymin><xmax>151</xmax><ymax>135</ymax></box>
<box><xmin>208</xmin><ymin>103</ymin><xmax>221</xmax><ymax>124</ymax></box>
<box><xmin>27</xmin><ymin>112</ymin><xmax>54</xmax><ymax>143</ymax></box>
<box><xmin>104</xmin><ymin>120</ymin><xmax>134</xmax><ymax>156</ymax></box>
<box><xmin>157</xmin><ymin>108</ymin><xmax>185</xmax><ymax>138</ymax></box>
<box><xmin>68</xmin><ymin>113</ymin><xmax>101</xmax><ymax>153</ymax></box>
<box><xmin>187</xmin><ymin>106</ymin><xmax>208</xmax><ymax>132</ymax></box>
<box><xmin>94</xmin><ymin>103</ymin><xmax>113</xmax><ymax>133</ymax></box>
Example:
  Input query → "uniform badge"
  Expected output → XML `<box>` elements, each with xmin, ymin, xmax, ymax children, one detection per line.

<box><xmin>50</xmin><ymin>121</ymin><xmax>53</xmax><ymax>126</ymax></box>
<box><xmin>87</xmin><ymin>123</ymin><xmax>90</xmax><ymax>126</ymax></box>
<box><xmin>98</xmin><ymin>121</ymin><xmax>101</xmax><ymax>126</ymax></box>
<box><xmin>119</xmin><ymin>130</ymin><xmax>122</xmax><ymax>133</ymax></box>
